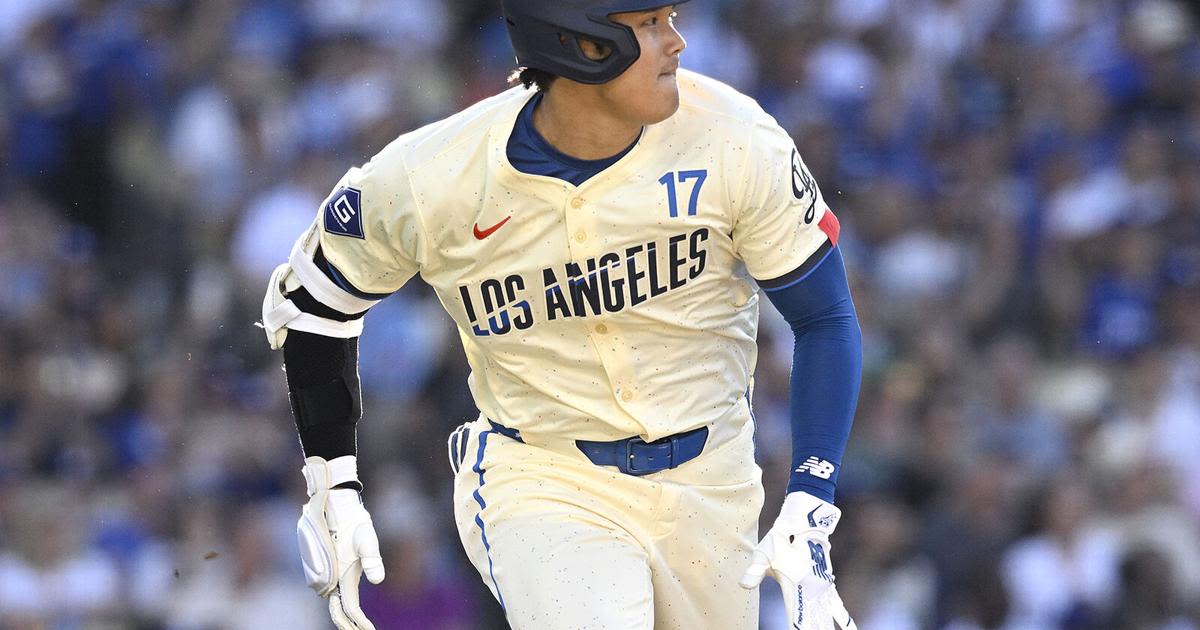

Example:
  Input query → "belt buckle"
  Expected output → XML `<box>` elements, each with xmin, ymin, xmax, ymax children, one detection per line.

<box><xmin>624</xmin><ymin>436</ymin><xmax>675</xmax><ymax>476</ymax></box>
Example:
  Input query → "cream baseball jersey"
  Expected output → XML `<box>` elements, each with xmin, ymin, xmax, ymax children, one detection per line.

<box><xmin>294</xmin><ymin>69</ymin><xmax>838</xmax><ymax>443</ymax></box>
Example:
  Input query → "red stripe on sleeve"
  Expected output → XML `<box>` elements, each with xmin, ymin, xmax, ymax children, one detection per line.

<box><xmin>818</xmin><ymin>209</ymin><xmax>840</xmax><ymax>246</ymax></box>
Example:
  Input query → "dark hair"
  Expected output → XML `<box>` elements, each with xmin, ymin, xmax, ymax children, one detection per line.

<box><xmin>508</xmin><ymin>67</ymin><xmax>556</xmax><ymax>92</ymax></box>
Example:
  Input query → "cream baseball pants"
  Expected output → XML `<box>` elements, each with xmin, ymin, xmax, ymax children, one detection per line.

<box><xmin>451</xmin><ymin>416</ymin><xmax>763</xmax><ymax>629</ymax></box>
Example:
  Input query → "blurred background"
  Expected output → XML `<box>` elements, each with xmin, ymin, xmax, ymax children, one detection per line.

<box><xmin>0</xmin><ymin>0</ymin><xmax>1198</xmax><ymax>628</ymax></box>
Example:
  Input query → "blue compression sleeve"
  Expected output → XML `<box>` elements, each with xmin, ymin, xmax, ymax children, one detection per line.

<box><xmin>762</xmin><ymin>246</ymin><xmax>862</xmax><ymax>503</ymax></box>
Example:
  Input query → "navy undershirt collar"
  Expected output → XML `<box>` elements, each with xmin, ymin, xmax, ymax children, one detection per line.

<box><xmin>506</xmin><ymin>91</ymin><xmax>639</xmax><ymax>187</ymax></box>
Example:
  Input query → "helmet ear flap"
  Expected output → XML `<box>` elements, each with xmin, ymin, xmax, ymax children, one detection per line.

<box><xmin>568</xmin><ymin>34</ymin><xmax>615</xmax><ymax>63</ymax></box>
<box><xmin>501</xmin><ymin>0</ymin><xmax>682</xmax><ymax>84</ymax></box>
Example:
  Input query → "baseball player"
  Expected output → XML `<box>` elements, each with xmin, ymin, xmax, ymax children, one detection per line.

<box><xmin>261</xmin><ymin>1</ymin><xmax>862</xmax><ymax>628</ymax></box>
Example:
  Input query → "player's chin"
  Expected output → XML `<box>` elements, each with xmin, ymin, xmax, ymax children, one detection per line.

<box><xmin>647</xmin><ymin>81</ymin><xmax>681</xmax><ymax>123</ymax></box>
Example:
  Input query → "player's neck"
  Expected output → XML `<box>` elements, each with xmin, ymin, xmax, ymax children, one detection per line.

<box><xmin>533</xmin><ymin>87</ymin><xmax>642</xmax><ymax>161</ymax></box>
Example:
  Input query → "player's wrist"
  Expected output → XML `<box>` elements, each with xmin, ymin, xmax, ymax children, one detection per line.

<box><xmin>787</xmin><ymin>453</ymin><xmax>839</xmax><ymax>503</ymax></box>
<box><xmin>785</xmin><ymin>476</ymin><xmax>835</xmax><ymax>503</ymax></box>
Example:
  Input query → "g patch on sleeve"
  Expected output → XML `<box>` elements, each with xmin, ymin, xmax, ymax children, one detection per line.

<box><xmin>323</xmin><ymin>187</ymin><xmax>365</xmax><ymax>239</ymax></box>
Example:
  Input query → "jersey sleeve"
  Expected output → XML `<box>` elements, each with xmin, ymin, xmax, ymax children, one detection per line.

<box><xmin>313</xmin><ymin>154</ymin><xmax>424</xmax><ymax>298</ymax></box>
<box><xmin>261</xmin><ymin>153</ymin><xmax>423</xmax><ymax>350</ymax></box>
<box><xmin>732</xmin><ymin>115</ymin><xmax>840</xmax><ymax>289</ymax></box>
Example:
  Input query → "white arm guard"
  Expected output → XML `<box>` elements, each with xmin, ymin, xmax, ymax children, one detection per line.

<box><xmin>262</xmin><ymin>264</ymin><xmax>364</xmax><ymax>349</ymax></box>
<box><xmin>261</xmin><ymin>227</ymin><xmax>378</xmax><ymax>350</ymax></box>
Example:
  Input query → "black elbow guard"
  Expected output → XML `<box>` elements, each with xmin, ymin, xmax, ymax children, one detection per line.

<box><xmin>283</xmin><ymin>330</ymin><xmax>362</xmax><ymax>459</ymax></box>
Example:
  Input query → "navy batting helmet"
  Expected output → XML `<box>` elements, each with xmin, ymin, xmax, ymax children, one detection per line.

<box><xmin>501</xmin><ymin>0</ymin><xmax>689</xmax><ymax>85</ymax></box>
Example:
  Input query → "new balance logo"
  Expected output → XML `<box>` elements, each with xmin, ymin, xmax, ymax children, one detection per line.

<box><xmin>793</xmin><ymin>584</ymin><xmax>804</xmax><ymax>629</ymax></box>
<box><xmin>796</xmin><ymin>456</ymin><xmax>835</xmax><ymax>479</ymax></box>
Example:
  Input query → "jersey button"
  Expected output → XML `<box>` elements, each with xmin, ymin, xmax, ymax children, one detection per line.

<box><xmin>594</xmin><ymin>323</ymin><xmax>608</xmax><ymax>334</ymax></box>
<box><xmin>574</xmin><ymin>230</ymin><xmax>587</xmax><ymax>243</ymax></box>
<box><xmin>621</xmin><ymin>390</ymin><xmax>634</xmax><ymax>402</ymax></box>
<box><xmin>570</xmin><ymin>198</ymin><xmax>584</xmax><ymax>209</ymax></box>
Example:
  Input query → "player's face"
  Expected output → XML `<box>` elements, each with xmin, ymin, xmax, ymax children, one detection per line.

<box><xmin>601</xmin><ymin>6</ymin><xmax>687</xmax><ymax>125</ymax></box>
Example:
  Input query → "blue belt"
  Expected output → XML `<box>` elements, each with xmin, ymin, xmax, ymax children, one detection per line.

<box><xmin>488</xmin><ymin>420</ymin><xmax>708</xmax><ymax>476</ymax></box>
<box><xmin>577</xmin><ymin>427</ymin><xmax>709</xmax><ymax>476</ymax></box>
<box><xmin>487</xmin><ymin>420</ymin><xmax>524</xmax><ymax>443</ymax></box>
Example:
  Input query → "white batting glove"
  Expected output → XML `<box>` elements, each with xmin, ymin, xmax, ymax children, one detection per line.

<box><xmin>739</xmin><ymin>491</ymin><xmax>857</xmax><ymax>630</ymax></box>
<box><xmin>297</xmin><ymin>456</ymin><xmax>385</xmax><ymax>630</ymax></box>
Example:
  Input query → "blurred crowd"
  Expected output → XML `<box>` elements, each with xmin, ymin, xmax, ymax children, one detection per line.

<box><xmin>0</xmin><ymin>0</ymin><xmax>1198</xmax><ymax>628</ymax></box>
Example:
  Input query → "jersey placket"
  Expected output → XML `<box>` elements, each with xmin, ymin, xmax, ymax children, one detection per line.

<box><xmin>562</xmin><ymin>188</ymin><xmax>647</xmax><ymax>423</ymax></box>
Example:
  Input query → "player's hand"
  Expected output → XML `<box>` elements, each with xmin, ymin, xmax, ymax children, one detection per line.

<box><xmin>297</xmin><ymin>456</ymin><xmax>385</xmax><ymax>630</ymax></box>
<box><xmin>739</xmin><ymin>491</ymin><xmax>857</xmax><ymax>630</ymax></box>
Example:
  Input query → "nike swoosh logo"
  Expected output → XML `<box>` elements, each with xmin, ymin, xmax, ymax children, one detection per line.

<box><xmin>807</xmin><ymin>505</ymin><xmax>820</xmax><ymax>528</ymax></box>
<box><xmin>473</xmin><ymin>216</ymin><xmax>512</xmax><ymax>240</ymax></box>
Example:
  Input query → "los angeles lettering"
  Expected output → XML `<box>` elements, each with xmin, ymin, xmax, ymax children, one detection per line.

<box><xmin>459</xmin><ymin>228</ymin><xmax>709</xmax><ymax>336</ymax></box>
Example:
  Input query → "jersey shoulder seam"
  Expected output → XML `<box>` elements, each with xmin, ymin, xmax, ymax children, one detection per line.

<box><xmin>676</xmin><ymin>100</ymin><xmax>765</xmax><ymax>135</ymax></box>
<box><xmin>395</xmin><ymin>150</ymin><xmax>434</xmax><ymax>272</ymax></box>
<box><xmin>675</xmin><ymin>70</ymin><xmax>771</xmax><ymax>131</ymax></box>
<box><xmin>392</xmin><ymin>88</ymin><xmax>529</xmax><ymax>164</ymax></box>
<box><xmin>381</xmin><ymin>89</ymin><xmax>529</xmax><ymax>270</ymax></box>
<box><xmin>674</xmin><ymin>74</ymin><xmax>767</xmax><ymax>226</ymax></box>
<box><xmin>732</xmin><ymin>115</ymin><xmax>758</xmax><ymax>227</ymax></box>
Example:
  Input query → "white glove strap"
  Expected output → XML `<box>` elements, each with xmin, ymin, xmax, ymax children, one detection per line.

<box><xmin>328</xmin><ymin>487</ymin><xmax>363</xmax><ymax>514</ymax></box>
<box><xmin>303</xmin><ymin>456</ymin><xmax>360</xmax><ymax>496</ymax></box>
<box><xmin>780</xmin><ymin>491</ymin><xmax>841</xmax><ymax>534</ymax></box>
